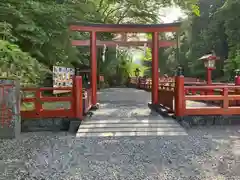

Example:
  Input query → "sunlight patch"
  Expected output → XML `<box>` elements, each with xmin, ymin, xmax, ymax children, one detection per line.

<box><xmin>103</xmin><ymin>132</ymin><xmax>113</xmax><ymax>137</ymax></box>
<box><xmin>93</xmin><ymin>108</ymin><xmax>118</xmax><ymax>115</ymax></box>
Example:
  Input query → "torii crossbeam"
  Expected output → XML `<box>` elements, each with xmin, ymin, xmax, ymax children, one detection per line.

<box><xmin>71</xmin><ymin>40</ymin><xmax>176</xmax><ymax>47</ymax></box>
<box><xmin>70</xmin><ymin>22</ymin><xmax>181</xmax><ymax>109</ymax></box>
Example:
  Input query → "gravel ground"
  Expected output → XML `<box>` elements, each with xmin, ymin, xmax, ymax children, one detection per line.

<box><xmin>0</xmin><ymin>88</ymin><xmax>240</xmax><ymax>180</ymax></box>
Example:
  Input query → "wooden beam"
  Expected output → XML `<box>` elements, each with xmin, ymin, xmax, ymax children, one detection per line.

<box><xmin>69</xmin><ymin>22</ymin><xmax>181</xmax><ymax>33</ymax></box>
<box><xmin>71</xmin><ymin>40</ymin><xmax>176</xmax><ymax>48</ymax></box>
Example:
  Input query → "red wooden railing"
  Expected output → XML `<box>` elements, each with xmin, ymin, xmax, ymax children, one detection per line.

<box><xmin>183</xmin><ymin>85</ymin><xmax>240</xmax><ymax>116</ymax></box>
<box><xmin>158</xmin><ymin>82</ymin><xmax>175</xmax><ymax>112</ymax></box>
<box><xmin>21</xmin><ymin>76</ymin><xmax>85</xmax><ymax>120</ymax></box>
<box><xmin>129</xmin><ymin>76</ymin><xmax>240</xmax><ymax>117</ymax></box>
<box><xmin>135</xmin><ymin>76</ymin><xmax>203</xmax><ymax>89</ymax></box>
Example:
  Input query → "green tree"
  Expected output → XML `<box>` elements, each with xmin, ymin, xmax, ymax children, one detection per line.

<box><xmin>0</xmin><ymin>0</ymin><xmax>201</xmax><ymax>86</ymax></box>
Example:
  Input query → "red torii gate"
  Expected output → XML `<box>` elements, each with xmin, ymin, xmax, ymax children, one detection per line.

<box><xmin>70</xmin><ymin>22</ymin><xmax>181</xmax><ymax>108</ymax></box>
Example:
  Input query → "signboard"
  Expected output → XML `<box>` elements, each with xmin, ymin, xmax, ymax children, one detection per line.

<box><xmin>53</xmin><ymin>66</ymin><xmax>75</xmax><ymax>94</ymax></box>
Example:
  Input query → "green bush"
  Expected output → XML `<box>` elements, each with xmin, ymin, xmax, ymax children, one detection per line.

<box><xmin>0</xmin><ymin>39</ymin><xmax>49</xmax><ymax>86</ymax></box>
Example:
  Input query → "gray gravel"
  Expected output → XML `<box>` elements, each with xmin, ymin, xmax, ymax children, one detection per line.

<box><xmin>0</xmin><ymin>88</ymin><xmax>240</xmax><ymax>180</ymax></box>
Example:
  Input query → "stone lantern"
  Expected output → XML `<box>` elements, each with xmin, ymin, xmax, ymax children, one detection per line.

<box><xmin>199</xmin><ymin>52</ymin><xmax>219</xmax><ymax>84</ymax></box>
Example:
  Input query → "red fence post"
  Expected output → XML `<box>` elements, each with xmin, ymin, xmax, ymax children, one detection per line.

<box><xmin>235</xmin><ymin>71</ymin><xmax>240</xmax><ymax>86</ymax></box>
<box><xmin>222</xmin><ymin>87</ymin><xmax>229</xmax><ymax>109</ymax></box>
<box><xmin>235</xmin><ymin>70</ymin><xmax>240</xmax><ymax>106</ymax></box>
<box><xmin>175</xmin><ymin>67</ymin><xmax>185</xmax><ymax>117</ymax></box>
<box><xmin>74</xmin><ymin>76</ymin><xmax>83</xmax><ymax>120</ymax></box>
<box><xmin>35</xmin><ymin>89</ymin><xmax>42</xmax><ymax>116</ymax></box>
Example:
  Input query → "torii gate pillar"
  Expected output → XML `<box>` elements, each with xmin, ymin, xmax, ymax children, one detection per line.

<box><xmin>90</xmin><ymin>31</ymin><xmax>97</xmax><ymax>107</ymax></box>
<box><xmin>151</xmin><ymin>32</ymin><xmax>159</xmax><ymax>105</ymax></box>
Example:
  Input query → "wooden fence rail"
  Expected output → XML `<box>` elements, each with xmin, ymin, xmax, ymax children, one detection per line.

<box><xmin>129</xmin><ymin>76</ymin><xmax>240</xmax><ymax>117</ymax></box>
<box><xmin>21</xmin><ymin>76</ymin><xmax>87</xmax><ymax>120</ymax></box>
<box><xmin>183</xmin><ymin>85</ymin><xmax>240</xmax><ymax>116</ymax></box>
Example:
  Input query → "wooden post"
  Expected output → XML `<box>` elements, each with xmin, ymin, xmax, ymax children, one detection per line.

<box><xmin>35</xmin><ymin>89</ymin><xmax>42</xmax><ymax>116</ymax></box>
<box><xmin>222</xmin><ymin>87</ymin><xmax>229</xmax><ymax>109</ymax></box>
<box><xmin>90</xmin><ymin>31</ymin><xmax>97</xmax><ymax>106</ymax></box>
<box><xmin>206</xmin><ymin>68</ymin><xmax>212</xmax><ymax>85</ymax></box>
<box><xmin>235</xmin><ymin>69</ymin><xmax>240</xmax><ymax>106</ymax></box>
<box><xmin>151</xmin><ymin>31</ymin><xmax>159</xmax><ymax>105</ymax></box>
<box><xmin>74</xmin><ymin>76</ymin><xmax>83</xmax><ymax>120</ymax></box>
<box><xmin>175</xmin><ymin>66</ymin><xmax>185</xmax><ymax>117</ymax></box>
<box><xmin>235</xmin><ymin>69</ymin><xmax>240</xmax><ymax>86</ymax></box>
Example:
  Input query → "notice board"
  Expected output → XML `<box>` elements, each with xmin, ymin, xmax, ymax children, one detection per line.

<box><xmin>52</xmin><ymin>66</ymin><xmax>75</xmax><ymax>94</ymax></box>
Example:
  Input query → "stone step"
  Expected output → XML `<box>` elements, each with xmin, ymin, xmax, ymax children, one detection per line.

<box><xmin>76</xmin><ymin>131</ymin><xmax>187</xmax><ymax>137</ymax></box>
<box><xmin>80</xmin><ymin>123</ymin><xmax>181</xmax><ymax>128</ymax></box>
<box><xmin>77</xmin><ymin>127</ymin><xmax>184</xmax><ymax>133</ymax></box>
<box><xmin>82</xmin><ymin>119</ymin><xmax>176</xmax><ymax>124</ymax></box>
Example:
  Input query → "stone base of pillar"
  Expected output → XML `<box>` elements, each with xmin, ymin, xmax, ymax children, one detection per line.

<box><xmin>0</xmin><ymin>115</ymin><xmax>21</xmax><ymax>139</ymax></box>
<box><xmin>68</xmin><ymin>120</ymin><xmax>82</xmax><ymax>134</ymax></box>
<box><xmin>21</xmin><ymin>118</ymin><xmax>72</xmax><ymax>132</ymax></box>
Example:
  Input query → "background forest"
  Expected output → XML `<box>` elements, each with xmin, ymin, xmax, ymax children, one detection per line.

<box><xmin>0</xmin><ymin>0</ymin><xmax>239</xmax><ymax>87</ymax></box>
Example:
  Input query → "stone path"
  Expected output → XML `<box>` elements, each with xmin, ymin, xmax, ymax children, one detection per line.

<box><xmin>0</xmin><ymin>88</ymin><xmax>240</xmax><ymax>180</ymax></box>
<box><xmin>77</xmin><ymin>88</ymin><xmax>187</xmax><ymax>137</ymax></box>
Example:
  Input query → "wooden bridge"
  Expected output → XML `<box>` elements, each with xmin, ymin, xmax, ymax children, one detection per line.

<box><xmin>17</xmin><ymin>69</ymin><xmax>240</xmax><ymax>133</ymax></box>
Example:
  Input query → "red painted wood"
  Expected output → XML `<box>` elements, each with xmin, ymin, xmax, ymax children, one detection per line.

<box><xmin>131</xmin><ymin>75</ymin><xmax>240</xmax><ymax>116</ymax></box>
<box><xmin>185</xmin><ymin>107</ymin><xmax>240</xmax><ymax>116</ymax></box>
<box><xmin>185</xmin><ymin>85</ymin><xmax>240</xmax><ymax>90</ymax></box>
<box><xmin>90</xmin><ymin>31</ymin><xmax>97</xmax><ymax>106</ymax></box>
<box><xmin>21</xmin><ymin>76</ymin><xmax>84</xmax><ymax>119</ymax></box>
<box><xmin>158</xmin><ymin>89</ymin><xmax>175</xmax><ymax>112</ymax></box>
<box><xmin>21</xmin><ymin>98</ymin><xmax>35</xmax><ymax>102</ymax></box>
<box><xmin>21</xmin><ymin>109</ymin><xmax>75</xmax><ymax>119</ymax></box>
<box><xmin>206</xmin><ymin>68</ymin><xmax>212</xmax><ymax>85</ymax></box>
<box><xmin>0</xmin><ymin>84</ymin><xmax>13</xmax><ymax>88</ymax></box>
<box><xmin>175</xmin><ymin>76</ymin><xmax>185</xmax><ymax>117</ymax></box>
<box><xmin>71</xmin><ymin>40</ymin><xmax>176</xmax><ymax>48</ymax></box>
<box><xmin>151</xmin><ymin>32</ymin><xmax>159</xmax><ymax>105</ymax></box>
<box><xmin>74</xmin><ymin>76</ymin><xmax>83</xmax><ymax>120</ymax></box>
<box><xmin>235</xmin><ymin>75</ymin><xmax>240</xmax><ymax>105</ymax></box>
<box><xmin>69</xmin><ymin>23</ymin><xmax>180</xmax><ymax>33</ymax></box>
<box><xmin>22</xmin><ymin>87</ymin><xmax>72</xmax><ymax>91</ymax></box>
<box><xmin>185</xmin><ymin>95</ymin><xmax>223</xmax><ymax>101</ymax></box>
<box><xmin>40</xmin><ymin>97</ymin><xmax>72</xmax><ymax>102</ymax></box>
<box><xmin>35</xmin><ymin>89</ymin><xmax>42</xmax><ymax>115</ymax></box>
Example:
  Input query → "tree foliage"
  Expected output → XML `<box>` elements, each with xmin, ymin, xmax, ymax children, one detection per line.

<box><xmin>155</xmin><ymin>0</ymin><xmax>240</xmax><ymax>81</ymax></box>
<box><xmin>0</xmin><ymin>0</ymin><xmax>200</xmax><ymax>86</ymax></box>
